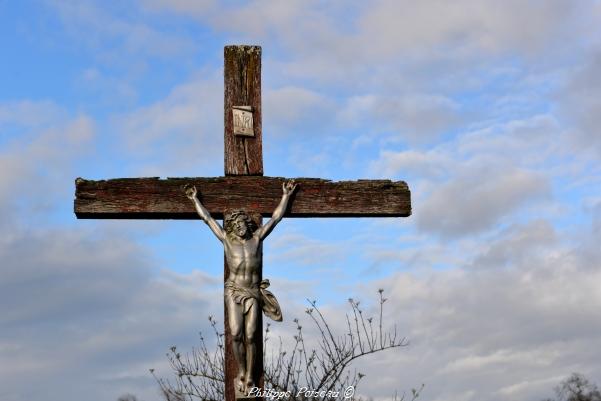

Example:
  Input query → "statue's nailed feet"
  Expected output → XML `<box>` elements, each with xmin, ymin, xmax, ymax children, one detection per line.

<box><xmin>236</xmin><ymin>372</ymin><xmax>246</xmax><ymax>394</ymax></box>
<box><xmin>245</xmin><ymin>377</ymin><xmax>255</xmax><ymax>394</ymax></box>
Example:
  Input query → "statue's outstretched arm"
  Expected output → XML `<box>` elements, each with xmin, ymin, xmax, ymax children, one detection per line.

<box><xmin>184</xmin><ymin>184</ymin><xmax>225</xmax><ymax>242</ymax></box>
<box><xmin>256</xmin><ymin>180</ymin><xmax>297</xmax><ymax>240</ymax></box>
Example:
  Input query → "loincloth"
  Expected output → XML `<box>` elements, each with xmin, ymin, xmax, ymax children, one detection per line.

<box><xmin>225</xmin><ymin>279</ymin><xmax>282</xmax><ymax>322</ymax></box>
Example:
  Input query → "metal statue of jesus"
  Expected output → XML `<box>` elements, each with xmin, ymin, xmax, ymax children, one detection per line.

<box><xmin>185</xmin><ymin>180</ymin><xmax>297</xmax><ymax>394</ymax></box>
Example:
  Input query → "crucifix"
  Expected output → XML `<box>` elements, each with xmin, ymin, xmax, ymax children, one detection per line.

<box><xmin>74</xmin><ymin>45</ymin><xmax>411</xmax><ymax>400</ymax></box>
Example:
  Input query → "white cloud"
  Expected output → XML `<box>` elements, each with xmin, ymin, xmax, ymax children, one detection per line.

<box><xmin>0</xmin><ymin>100</ymin><xmax>66</xmax><ymax>128</ymax></box>
<box><xmin>140</xmin><ymin>0</ymin><xmax>215</xmax><ymax>17</ymax></box>
<box><xmin>338</xmin><ymin>93</ymin><xmax>461</xmax><ymax>144</ymax></box>
<box><xmin>370</xmin><ymin>114</ymin><xmax>563</xmax><ymax>238</ymax></box>
<box><xmin>468</xmin><ymin>219</ymin><xmax>557</xmax><ymax>269</ymax></box>
<box><xmin>457</xmin><ymin>115</ymin><xmax>561</xmax><ymax>163</ymax></box>
<box><xmin>417</xmin><ymin>166</ymin><xmax>550</xmax><ymax>237</ymax></box>
<box><xmin>267</xmin><ymin>231</ymin><xmax>346</xmax><ymax>268</ymax></box>
<box><xmin>0</xmin><ymin>226</ymin><xmax>220</xmax><ymax>401</ymax></box>
<box><xmin>75</xmin><ymin>68</ymin><xmax>138</xmax><ymax>104</ymax></box>
<box><xmin>358</xmin><ymin>0</ymin><xmax>581</xmax><ymax>58</ymax></box>
<box><xmin>47</xmin><ymin>0</ymin><xmax>195</xmax><ymax>61</ymax></box>
<box><xmin>0</xmin><ymin>95</ymin><xmax>223</xmax><ymax>401</ymax></box>
<box><xmin>264</xmin><ymin>86</ymin><xmax>334</xmax><ymax>135</ymax></box>
<box><xmin>559</xmin><ymin>51</ymin><xmax>601</xmax><ymax>154</ymax></box>
<box><xmin>115</xmin><ymin>75</ymin><xmax>223</xmax><ymax>176</ymax></box>
<box><xmin>370</xmin><ymin>149</ymin><xmax>453</xmax><ymax>179</ymax></box>
<box><xmin>0</xmin><ymin>105</ymin><xmax>95</xmax><ymax>223</ymax></box>
<box><xmin>351</xmin><ymin>218</ymin><xmax>601</xmax><ymax>401</ymax></box>
<box><xmin>131</xmin><ymin>0</ymin><xmax>591</xmax><ymax>89</ymax></box>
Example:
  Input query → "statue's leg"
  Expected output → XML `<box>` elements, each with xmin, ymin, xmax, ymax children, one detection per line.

<box><xmin>244</xmin><ymin>299</ymin><xmax>259</xmax><ymax>391</ymax></box>
<box><xmin>226</xmin><ymin>295</ymin><xmax>246</xmax><ymax>392</ymax></box>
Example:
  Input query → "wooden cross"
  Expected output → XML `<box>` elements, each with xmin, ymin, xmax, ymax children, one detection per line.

<box><xmin>74</xmin><ymin>45</ymin><xmax>411</xmax><ymax>400</ymax></box>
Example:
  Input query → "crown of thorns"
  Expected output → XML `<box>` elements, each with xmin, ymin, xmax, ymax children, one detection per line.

<box><xmin>224</xmin><ymin>210</ymin><xmax>257</xmax><ymax>232</ymax></box>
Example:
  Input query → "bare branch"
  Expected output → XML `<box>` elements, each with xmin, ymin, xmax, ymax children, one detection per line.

<box><xmin>153</xmin><ymin>291</ymin><xmax>417</xmax><ymax>401</ymax></box>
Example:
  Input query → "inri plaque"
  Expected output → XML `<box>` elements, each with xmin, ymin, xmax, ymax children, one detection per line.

<box><xmin>233</xmin><ymin>106</ymin><xmax>254</xmax><ymax>137</ymax></box>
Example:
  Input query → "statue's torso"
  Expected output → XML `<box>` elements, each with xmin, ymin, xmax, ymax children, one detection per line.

<box><xmin>224</xmin><ymin>235</ymin><xmax>262</xmax><ymax>287</ymax></box>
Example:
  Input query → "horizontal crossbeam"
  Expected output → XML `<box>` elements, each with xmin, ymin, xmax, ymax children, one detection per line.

<box><xmin>75</xmin><ymin>176</ymin><xmax>411</xmax><ymax>219</ymax></box>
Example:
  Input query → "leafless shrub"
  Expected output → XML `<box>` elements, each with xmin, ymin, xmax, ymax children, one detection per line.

<box><xmin>542</xmin><ymin>373</ymin><xmax>601</xmax><ymax>401</ymax></box>
<box><xmin>152</xmin><ymin>291</ymin><xmax>422</xmax><ymax>400</ymax></box>
<box><xmin>151</xmin><ymin>315</ymin><xmax>224</xmax><ymax>401</ymax></box>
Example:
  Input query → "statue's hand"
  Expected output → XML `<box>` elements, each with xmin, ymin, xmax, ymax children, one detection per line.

<box><xmin>184</xmin><ymin>184</ymin><xmax>197</xmax><ymax>200</ymax></box>
<box><xmin>282</xmin><ymin>179</ymin><xmax>297</xmax><ymax>195</ymax></box>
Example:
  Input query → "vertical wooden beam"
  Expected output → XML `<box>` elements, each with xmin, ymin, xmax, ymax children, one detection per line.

<box><xmin>224</xmin><ymin>45</ymin><xmax>263</xmax><ymax>176</ymax></box>
<box><xmin>223</xmin><ymin>45</ymin><xmax>265</xmax><ymax>401</ymax></box>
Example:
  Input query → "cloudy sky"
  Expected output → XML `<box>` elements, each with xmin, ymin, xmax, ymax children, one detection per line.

<box><xmin>2</xmin><ymin>1</ymin><xmax>601</xmax><ymax>400</ymax></box>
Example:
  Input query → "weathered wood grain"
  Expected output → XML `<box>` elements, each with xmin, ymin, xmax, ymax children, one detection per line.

<box><xmin>224</xmin><ymin>45</ymin><xmax>263</xmax><ymax>176</ymax></box>
<box><xmin>74</xmin><ymin>176</ymin><xmax>411</xmax><ymax>219</ymax></box>
<box><xmin>224</xmin><ymin>46</ymin><xmax>264</xmax><ymax>399</ymax></box>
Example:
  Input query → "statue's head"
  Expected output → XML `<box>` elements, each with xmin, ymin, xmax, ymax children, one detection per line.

<box><xmin>224</xmin><ymin>210</ymin><xmax>257</xmax><ymax>239</ymax></box>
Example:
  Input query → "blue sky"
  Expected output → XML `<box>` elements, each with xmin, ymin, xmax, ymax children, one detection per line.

<box><xmin>2</xmin><ymin>1</ymin><xmax>601</xmax><ymax>400</ymax></box>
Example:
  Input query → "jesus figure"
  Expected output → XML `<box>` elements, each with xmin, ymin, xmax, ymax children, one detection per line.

<box><xmin>184</xmin><ymin>180</ymin><xmax>297</xmax><ymax>394</ymax></box>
